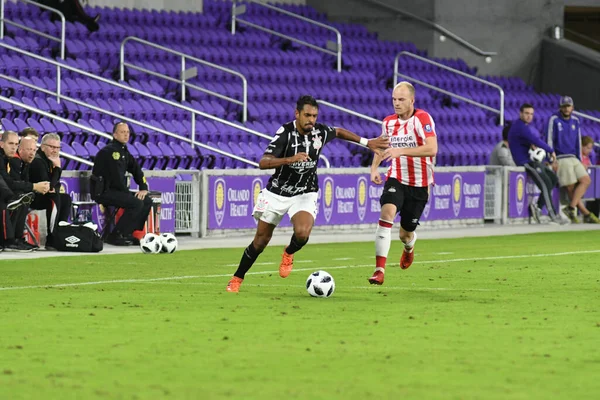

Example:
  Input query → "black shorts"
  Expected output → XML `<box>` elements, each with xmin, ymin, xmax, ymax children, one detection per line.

<box><xmin>380</xmin><ymin>178</ymin><xmax>429</xmax><ymax>232</ymax></box>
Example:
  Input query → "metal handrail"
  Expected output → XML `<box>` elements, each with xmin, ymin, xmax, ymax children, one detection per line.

<box><xmin>0</xmin><ymin>95</ymin><xmax>95</xmax><ymax>167</ymax></box>
<box><xmin>317</xmin><ymin>99</ymin><xmax>381</xmax><ymax>125</ymax></box>
<box><xmin>119</xmin><ymin>36</ymin><xmax>249</xmax><ymax>122</ymax></box>
<box><xmin>1</xmin><ymin>0</ymin><xmax>66</xmax><ymax>102</ymax></box>
<box><xmin>564</xmin><ymin>28</ymin><xmax>600</xmax><ymax>48</ymax></box>
<box><xmin>0</xmin><ymin>73</ymin><xmax>258</xmax><ymax>167</ymax></box>
<box><xmin>0</xmin><ymin>41</ymin><xmax>271</xmax><ymax>146</ymax></box>
<box><xmin>394</xmin><ymin>51</ymin><xmax>505</xmax><ymax>125</ymax></box>
<box><xmin>363</xmin><ymin>0</ymin><xmax>497</xmax><ymax>59</ymax></box>
<box><xmin>232</xmin><ymin>0</ymin><xmax>343</xmax><ymax>72</ymax></box>
<box><xmin>574</xmin><ymin>110</ymin><xmax>600</xmax><ymax>124</ymax></box>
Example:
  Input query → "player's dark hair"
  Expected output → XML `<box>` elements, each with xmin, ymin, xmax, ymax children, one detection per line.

<box><xmin>296</xmin><ymin>95</ymin><xmax>318</xmax><ymax>112</ymax></box>
<box><xmin>519</xmin><ymin>103</ymin><xmax>534</xmax><ymax>112</ymax></box>
<box><xmin>502</xmin><ymin>122</ymin><xmax>512</xmax><ymax>141</ymax></box>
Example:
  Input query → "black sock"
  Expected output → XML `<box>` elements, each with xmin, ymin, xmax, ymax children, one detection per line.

<box><xmin>285</xmin><ymin>234</ymin><xmax>308</xmax><ymax>255</ymax></box>
<box><xmin>233</xmin><ymin>242</ymin><xmax>262</xmax><ymax>279</ymax></box>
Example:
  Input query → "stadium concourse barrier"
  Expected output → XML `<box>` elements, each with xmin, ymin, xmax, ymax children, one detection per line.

<box><xmin>57</xmin><ymin>166</ymin><xmax>600</xmax><ymax>238</ymax></box>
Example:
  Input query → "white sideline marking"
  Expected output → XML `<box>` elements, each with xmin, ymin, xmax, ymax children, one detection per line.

<box><xmin>1</xmin><ymin>249</ymin><xmax>599</xmax><ymax>292</ymax></box>
<box><xmin>432</xmin><ymin>252</ymin><xmax>454</xmax><ymax>255</ymax></box>
<box><xmin>141</xmin><ymin>281</ymin><xmax>495</xmax><ymax>292</ymax></box>
<box><xmin>333</xmin><ymin>257</ymin><xmax>354</xmax><ymax>261</ymax></box>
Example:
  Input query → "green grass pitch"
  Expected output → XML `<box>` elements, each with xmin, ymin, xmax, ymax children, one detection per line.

<box><xmin>1</xmin><ymin>231</ymin><xmax>600</xmax><ymax>399</ymax></box>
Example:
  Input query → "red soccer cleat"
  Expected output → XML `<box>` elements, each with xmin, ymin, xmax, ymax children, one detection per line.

<box><xmin>368</xmin><ymin>268</ymin><xmax>385</xmax><ymax>285</ymax></box>
<box><xmin>226</xmin><ymin>276</ymin><xmax>243</xmax><ymax>293</ymax></box>
<box><xmin>279</xmin><ymin>250</ymin><xmax>294</xmax><ymax>278</ymax></box>
<box><xmin>400</xmin><ymin>248</ymin><xmax>414</xmax><ymax>269</ymax></box>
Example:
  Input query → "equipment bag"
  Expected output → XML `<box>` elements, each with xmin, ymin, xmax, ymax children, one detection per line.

<box><xmin>54</xmin><ymin>223</ymin><xmax>104</xmax><ymax>253</ymax></box>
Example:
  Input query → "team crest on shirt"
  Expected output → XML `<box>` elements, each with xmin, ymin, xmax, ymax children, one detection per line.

<box><xmin>112</xmin><ymin>152</ymin><xmax>120</xmax><ymax>160</ymax></box>
<box><xmin>572</xmin><ymin>124</ymin><xmax>576</xmax><ymax>130</ymax></box>
<box><xmin>424</xmin><ymin>124</ymin><xmax>432</xmax><ymax>132</ymax></box>
<box><xmin>312</xmin><ymin>135</ymin><xmax>322</xmax><ymax>150</ymax></box>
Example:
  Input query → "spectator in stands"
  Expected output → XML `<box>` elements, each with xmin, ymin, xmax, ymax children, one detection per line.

<box><xmin>0</xmin><ymin>132</ymin><xmax>39</xmax><ymax>251</ymax></box>
<box><xmin>508</xmin><ymin>104</ymin><xmax>562</xmax><ymax>224</ymax></box>
<box><xmin>20</xmin><ymin>127</ymin><xmax>40</xmax><ymax>142</ymax></box>
<box><xmin>545</xmin><ymin>96</ymin><xmax>599</xmax><ymax>223</ymax></box>
<box><xmin>91</xmin><ymin>122</ymin><xmax>152</xmax><ymax>246</ymax></box>
<box><xmin>37</xmin><ymin>0</ymin><xmax>100</xmax><ymax>32</ymax></box>
<box><xmin>29</xmin><ymin>133</ymin><xmax>72</xmax><ymax>249</ymax></box>
<box><xmin>581</xmin><ymin>136</ymin><xmax>594</xmax><ymax>167</ymax></box>
<box><xmin>9</xmin><ymin>137</ymin><xmax>50</xmax><ymax>249</ymax></box>
<box><xmin>489</xmin><ymin>124</ymin><xmax>516</xmax><ymax>166</ymax></box>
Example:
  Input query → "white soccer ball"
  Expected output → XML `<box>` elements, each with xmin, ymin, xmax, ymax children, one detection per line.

<box><xmin>140</xmin><ymin>233</ymin><xmax>162</xmax><ymax>254</ymax></box>
<box><xmin>306</xmin><ymin>270</ymin><xmax>335</xmax><ymax>298</ymax></box>
<box><xmin>529</xmin><ymin>147</ymin><xmax>547</xmax><ymax>163</ymax></box>
<box><xmin>159</xmin><ymin>233</ymin><xmax>178</xmax><ymax>254</ymax></box>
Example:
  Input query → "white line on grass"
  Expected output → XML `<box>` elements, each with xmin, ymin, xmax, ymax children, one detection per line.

<box><xmin>140</xmin><ymin>281</ymin><xmax>495</xmax><ymax>291</ymax></box>
<box><xmin>1</xmin><ymin>249</ymin><xmax>599</xmax><ymax>292</ymax></box>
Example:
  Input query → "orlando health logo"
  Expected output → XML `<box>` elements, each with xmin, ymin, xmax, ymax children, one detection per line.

<box><xmin>214</xmin><ymin>178</ymin><xmax>226</xmax><ymax>227</ymax></box>
<box><xmin>322</xmin><ymin>177</ymin><xmax>334</xmax><ymax>222</ymax></box>
<box><xmin>516</xmin><ymin>174</ymin><xmax>525</xmax><ymax>216</ymax></box>
<box><xmin>356</xmin><ymin>177</ymin><xmax>367</xmax><ymax>222</ymax></box>
<box><xmin>452</xmin><ymin>174</ymin><xmax>462</xmax><ymax>217</ymax></box>
<box><xmin>251</xmin><ymin>178</ymin><xmax>263</xmax><ymax>225</ymax></box>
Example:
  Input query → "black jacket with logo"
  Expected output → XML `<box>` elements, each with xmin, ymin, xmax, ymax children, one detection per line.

<box><xmin>92</xmin><ymin>139</ymin><xmax>148</xmax><ymax>193</ymax></box>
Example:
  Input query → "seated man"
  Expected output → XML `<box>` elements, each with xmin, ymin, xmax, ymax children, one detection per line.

<box><xmin>2</xmin><ymin>132</ymin><xmax>48</xmax><ymax>248</ymax></box>
<box><xmin>508</xmin><ymin>103</ymin><xmax>562</xmax><ymax>224</ymax></box>
<box><xmin>28</xmin><ymin>133</ymin><xmax>72</xmax><ymax>248</ymax></box>
<box><xmin>9</xmin><ymin>137</ymin><xmax>51</xmax><ymax>248</ymax></box>
<box><xmin>91</xmin><ymin>122</ymin><xmax>152</xmax><ymax>246</ymax></box>
<box><xmin>489</xmin><ymin>124</ymin><xmax>516</xmax><ymax>166</ymax></box>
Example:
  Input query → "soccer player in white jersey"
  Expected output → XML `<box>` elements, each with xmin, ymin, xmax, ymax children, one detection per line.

<box><xmin>368</xmin><ymin>82</ymin><xmax>438</xmax><ymax>285</ymax></box>
<box><xmin>226</xmin><ymin>96</ymin><xmax>389</xmax><ymax>293</ymax></box>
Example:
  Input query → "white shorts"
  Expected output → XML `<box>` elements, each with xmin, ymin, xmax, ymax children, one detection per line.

<box><xmin>252</xmin><ymin>189</ymin><xmax>318</xmax><ymax>226</ymax></box>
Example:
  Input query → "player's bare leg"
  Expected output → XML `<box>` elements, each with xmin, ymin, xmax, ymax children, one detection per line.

<box><xmin>400</xmin><ymin>228</ymin><xmax>417</xmax><ymax>269</ymax></box>
<box><xmin>280</xmin><ymin>211</ymin><xmax>314</xmax><ymax>278</ymax></box>
<box><xmin>369</xmin><ymin>204</ymin><xmax>397</xmax><ymax>285</ymax></box>
<box><xmin>227</xmin><ymin>220</ymin><xmax>276</xmax><ymax>292</ymax></box>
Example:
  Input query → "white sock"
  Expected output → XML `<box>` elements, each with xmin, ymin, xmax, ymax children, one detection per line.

<box><xmin>404</xmin><ymin>232</ymin><xmax>417</xmax><ymax>253</ymax></box>
<box><xmin>375</xmin><ymin>219</ymin><xmax>393</xmax><ymax>268</ymax></box>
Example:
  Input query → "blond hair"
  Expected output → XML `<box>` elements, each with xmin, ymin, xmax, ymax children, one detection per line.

<box><xmin>393</xmin><ymin>81</ymin><xmax>415</xmax><ymax>97</ymax></box>
<box><xmin>582</xmin><ymin>136</ymin><xmax>594</xmax><ymax>147</ymax></box>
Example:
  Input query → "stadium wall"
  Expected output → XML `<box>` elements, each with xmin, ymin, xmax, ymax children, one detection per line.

<box><xmin>306</xmin><ymin>0</ymin><xmax>563</xmax><ymax>83</ymax></box>
<box><xmin>536</xmin><ymin>37</ymin><xmax>600</xmax><ymax>111</ymax></box>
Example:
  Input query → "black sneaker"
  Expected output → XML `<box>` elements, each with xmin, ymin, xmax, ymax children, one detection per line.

<box><xmin>7</xmin><ymin>192</ymin><xmax>35</xmax><ymax>211</ymax></box>
<box><xmin>18</xmin><ymin>238</ymin><xmax>38</xmax><ymax>251</ymax></box>
<box><xmin>3</xmin><ymin>240</ymin><xmax>34</xmax><ymax>253</ymax></box>
<box><xmin>106</xmin><ymin>233</ymin><xmax>133</xmax><ymax>246</ymax></box>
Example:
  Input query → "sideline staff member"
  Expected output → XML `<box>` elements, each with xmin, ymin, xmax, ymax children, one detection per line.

<box><xmin>91</xmin><ymin>122</ymin><xmax>152</xmax><ymax>246</ymax></box>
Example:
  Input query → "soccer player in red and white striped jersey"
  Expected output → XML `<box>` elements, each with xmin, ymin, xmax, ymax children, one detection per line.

<box><xmin>368</xmin><ymin>82</ymin><xmax>438</xmax><ymax>285</ymax></box>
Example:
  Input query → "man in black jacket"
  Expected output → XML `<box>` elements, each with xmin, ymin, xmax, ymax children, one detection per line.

<box><xmin>9</xmin><ymin>136</ymin><xmax>51</xmax><ymax>248</ymax></box>
<box><xmin>91</xmin><ymin>122</ymin><xmax>152</xmax><ymax>246</ymax></box>
<box><xmin>0</xmin><ymin>131</ymin><xmax>38</xmax><ymax>251</ymax></box>
<box><xmin>29</xmin><ymin>133</ymin><xmax>72</xmax><ymax>248</ymax></box>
